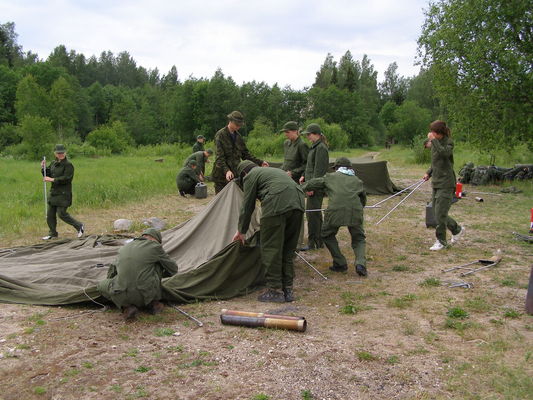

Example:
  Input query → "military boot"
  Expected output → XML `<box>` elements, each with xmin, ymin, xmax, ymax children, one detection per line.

<box><xmin>355</xmin><ymin>264</ymin><xmax>368</xmax><ymax>277</ymax></box>
<box><xmin>122</xmin><ymin>305</ymin><xmax>139</xmax><ymax>321</ymax></box>
<box><xmin>283</xmin><ymin>287</ymin><xmax>295</xmax><ymax>302</ymax></box>
<box><xmin>148</xmin><ymin>300</ymin><xmax>165</xmax><ymax>315</ymax></box>
<box><xmin>329</xmin><ymin>264</ymin><xmax>348</xmax><ymax>272</ymax></box>
<box><xmin>257</xmin><ymin>288</ymin><xmax>285</xmax><ymax>303</ymax></box>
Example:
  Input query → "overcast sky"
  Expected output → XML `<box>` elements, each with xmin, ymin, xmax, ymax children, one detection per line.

<box><xmin>2</xmin><ymin>0</ymin><xmax>430</xmax><ymax>89</ymax></box>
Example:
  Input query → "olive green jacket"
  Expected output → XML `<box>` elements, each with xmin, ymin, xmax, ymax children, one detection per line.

<box><xmin>303</xmin><ymin>171</ymin><xmax>366</xmax><ymax>227</ymax></box>
<box><xmin>184</xmin><ymin>151</ymin><xmax>208</xmax><ymax>175</ymax></box>
<box><xmin>177</xmin><ymin>165</ymin><xmax>200</xmax><ymax>190</ymax></box>
<box><xmin>97</xmin><ymin>237</ymin><xmax>178</xmax><ymax>308</ymax></box>
<box><xmin>212</xmin><ymin>126</ymin><xmax>263</xmax><ymax>183</ymax></box>
<box><xmin>426</xmin><ymin>136</ymin><xmax>456</xmax><ymax>189</ymax></box>
<box><xmin>44</xmin><ymin>157</ymin><xmax>75</xmax><ymax>207</ymax></box>
<box><xmin>192</xmin><ymin>141</ymin><xmax>204</xmax><ymax>153</ymax></box>
<box><xmin>281</xmin><ymin>136</ymin><xmax>309</xmax><ymax>182</ymax></box>
<box><xmin>304</xmin><ymin>140</ymin><xmax>329</xmax><ymax>181</ymax></box>
<box><xmin>238</xmin><ymin>167</ymin><xmax>305</xmax><ymax>234</ymax></box>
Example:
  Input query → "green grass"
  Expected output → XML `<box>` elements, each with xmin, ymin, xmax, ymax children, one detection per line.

<box><xmin>419</xmin><ymin>277</ymin><xmax>441</xmax><ymax>287</ymax></box>
<box><xmin>154</xmin><ymin>327</ymin><xmax>175</xmax><ymax>337</ymax></box>
<box><xmin>447</xmin><ymin>307</ymin><xmax>469</xmax><ymax>319</ymax></box>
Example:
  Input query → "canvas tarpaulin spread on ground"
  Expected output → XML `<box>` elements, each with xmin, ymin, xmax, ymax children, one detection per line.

<box><xmin>0</xmin><ymin>182</ymin><xmax>264</xmax><ymax>305</ymax></box>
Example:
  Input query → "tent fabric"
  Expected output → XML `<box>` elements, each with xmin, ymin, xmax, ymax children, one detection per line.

<box><xmin>0</xmin><ymin>182</ymin><xmax>263</xmax><ymax>305</ymax></box>
<box><xmin>269</xmin><ymin>156</ymin><xmax>399</xmax><ymax>195</ymax></box>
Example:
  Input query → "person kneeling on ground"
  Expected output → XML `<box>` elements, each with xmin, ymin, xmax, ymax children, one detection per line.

<box><xmin>232</xmin><ymin>160</ymin><xmax>305</xmax><ymax>303</ymax></box>
<box><xmin>177</xmin><ymin>159</ymin><xmax>200</xmax><ymax>197</ymax></box>
<box><xmin>97</xmin><ymin>228</ymin><xmax>178</xmax><ymax>321</ymax></box>
<box><xmin>302</xmin><ymin>157</ymin><xmax>368</xmax><ymax>277</ymax></box>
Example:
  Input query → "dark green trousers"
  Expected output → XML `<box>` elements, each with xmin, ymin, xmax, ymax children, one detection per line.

<box><xmin>432</xmin><ymin>188</ymin><xmax>460</xmax><ymax>245</ymax></box>
<box><xmin>321</xmin><ymin>214</ymin><xmax>366</xmax><ymax>267</ymax></box>
<box><xmin>260</xmin><ymin>209</ymin><xmax>303</xmax><ymax>290</ymax></box>
<box><xmin>47</xmin><ymin>205</ymin><xmax>83</xmax><ymax>236</ymax></box>
<box><xmin>306</xmin><ymin>193</ymin><xmax>324</xmax><ymax>247</ymax></box>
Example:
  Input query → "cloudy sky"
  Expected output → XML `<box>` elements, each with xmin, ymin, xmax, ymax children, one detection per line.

<box><xmin>2</xmin><ymin>0</ymin><xmax>430</xmax><ymax>89</ymax></box>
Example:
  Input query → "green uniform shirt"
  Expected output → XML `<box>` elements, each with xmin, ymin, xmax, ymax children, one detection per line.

<box><xmin>303</xmin><ymin>171</ymin><xmax>367</xmax><ymax>226</ymax></box>
<box><xmin>45</xmin><ymin>158</ymin><xmax>75</xmax><ymax>207</ymax></box>
<box><xmin>97</xmin><ymin>237</ymin><xmax>178</xmax><ymax>308</ymax></box>
<box><xmin>212</xmin><ymin>126</ymin><xmax>263</xmax><ymax>183</ymax></box>
<box><xmin>238</xmin><ymin>167</ymin><xmax>305</xmax><ymax>234</ymax></box>
<box><xmin>184</xmin><ymin>151</ymin><xmax>208</xmax><ymax>175</ymax></box>
<box><xmin>177</xmin><ymin>165</ymin><xmax>200</xmax><ymax>191</ymax></box>
<box><xmin>426</xmin><ymin>136</ymin><xmax>456</xmax><ymax>189</ymax></box>
<box><xmin>304</xmin><ymin>140</ymin><xmax>329</xmax><ymax>181</ymax></box>
<box><xmin>281</xmin><ymin>136</ymin><xmax>309</xmax><ymax>182</ymax></box>
<box><xmin>192</xmin><ymin>141</ymin><xmax>204</xmax><ymax>153</ymax></box>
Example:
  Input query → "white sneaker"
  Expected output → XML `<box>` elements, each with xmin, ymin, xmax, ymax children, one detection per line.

<box><xmin>42</xmin><ymin>235</ymin><xmax>57</xmax><ymax>240</ymax></box>
<box><xmin>451</xmin><ymin>226</ymin><xmax>465</xmax><ymax>244</ymax></box>
<box><xmin>430</xmin><ymin>240</ymin><xmax>445</xmax><ymax>251</ymax></box>
<box><xmin>77</xmin><ymin>225</ymin><xmax>85</xmax><ymax>238</ymax></box>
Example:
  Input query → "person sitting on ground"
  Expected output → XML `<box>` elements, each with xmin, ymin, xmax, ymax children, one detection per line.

<box><xmin>97</xmin><ymin>228</ymin><xmax>178</xmax><ymax>321</ymax></box>
<box><xmin>184</xmin><ymin>149</ymin><xmax>213</xmax><ymax>181</ymax></box>
<box><xmin>232</xmin><ymin>160</ymin><xmax>305</xmax><ymax>303</ymax></box>
<box><xmin>192</xmin><ymin>135</ymin><xmax>205</xmax><ymax>152</ymax></box>
<box><xmin>177</xmin><ymin>159</ymin><xmax>200</xmax><ymax>197</ymax></box>
<box><xmin>302</xmin><ymin>157</ymin><xmax>368</xmax><ymax>277</ymax></box>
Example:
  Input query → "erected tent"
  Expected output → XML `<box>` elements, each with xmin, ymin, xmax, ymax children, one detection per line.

<box><xmin>0</xmin><ymin>182</ymin><xmax>264</xmax><ymax>305</ymax></box>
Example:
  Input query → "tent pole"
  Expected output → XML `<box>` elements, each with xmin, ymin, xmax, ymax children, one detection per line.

<box><xmin>294</xmin><ymin>251</ymin><xmax>328</xmax><ymax>280</ymax></box>
<box><xmin>170</xmin><ymin>304</ymin><xmax>203</xmax><ymax>327</ymax></box>
<box><xmin>375</xmin><ymin>180</ymin><xmax>426</xmax><ymax>225</ymax></box>
<box><xmin>369</xmin><ymin>179</ymin><xmax>425</xmax><ymax>208</ymax></box>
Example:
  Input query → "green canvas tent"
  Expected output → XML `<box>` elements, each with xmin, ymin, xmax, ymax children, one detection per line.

<box><xmin>0</xmin><ymin>182</ymin><xmax>264</xmax><ymax>305</ymax></box>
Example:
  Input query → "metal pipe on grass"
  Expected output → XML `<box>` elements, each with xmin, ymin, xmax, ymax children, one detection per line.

<box><xmin>294</xmin><ymin>251</ymin><xmax>328</xmax><ymax>280</ymax></box>
<box><xmin>170</xmin><ymin>304</ymin><xmax>203</xmax><ymax>327</ymax></box>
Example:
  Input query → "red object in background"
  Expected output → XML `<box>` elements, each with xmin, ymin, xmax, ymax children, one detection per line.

<box><xmin>455</xmin><ymin>182</ymin><xmax>463</xmax><ymax>198</ymax></box>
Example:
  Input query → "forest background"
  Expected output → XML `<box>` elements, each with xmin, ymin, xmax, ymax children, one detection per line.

<box><xmin>0</xmin><ymin>0</ymin><xmax>532</xmax><ymax>163</ymax></box>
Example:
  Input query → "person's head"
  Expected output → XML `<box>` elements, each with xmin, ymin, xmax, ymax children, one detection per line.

<box><xmin>54</xmin><ymin>144</ymin><xmax>67</xmax><ymax>160</ymax></box>
<box><xmin>204</xmin><ymin>149</ymin><xmax>213</xmax><ymax>157</ymax></box>
<box><xmin>188</xmin><ymin>159</ymin><xmax>198</xmax><ymax>169</ymax></box>
<box><xmin>334</xmin><ymin>157</ymin><xmax>352</xmax><ymax>170</ymax></box>
<box><xmin>303</xmin><ymin>123</ymin><xmax>323</xmax><ymax>144</ymax></box>
<box><xmin>227</xmin><ymin>111</ymin><xmax>245</xmax><ymax>131</ymax></box>
<box><xmin>141</xmin><ymin>228</ymin><xmax>162</xmax><ymax>243</ymax></box>
<box><xmin>280</xmin><ymin>121</ymin><xmax>299</xmax><ymax>141</ymax></box>
<box><xmin>236</xmin><ymin>160</ymin><xmax>257</xmax><ymax>184</ymax></box>
<box><xmin>196</xmin><ymin>135</ymin><xmax>205</xmax><ymax>143</ymax></box>
<box><xmin>429</xmin><ymin>120</ymin><xmax>450</xmax><ymax>138</ymax></box>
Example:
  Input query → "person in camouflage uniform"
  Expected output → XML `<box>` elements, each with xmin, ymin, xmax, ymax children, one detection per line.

<box><xmin>303</xmin><ymin>157</ymin><xmax>368</xmax><ymax>277</ymax></box>
<box><xmin>177</xmin><ymin>159</ymin><xmax>200</xmax><ymax>196</ymax></box>
<box><xmin>192</xmin><ymin>135</ymin><xmax>205</xmax><ymax>152</ymax></box>
<box><xmin>184</xmin><ymin>149</ymin><xmax>213</xmax><ymax>180</ymax></box>
<box><xmin>97</xmin><ymin>228</ymin><xmax>178</xmax><ymax>320</ymax></box>
<box><xmin>423</xmin><ymin>120</ymin><xmax>465</xmax><ymax>251</ymax></box>
<box><xmin>280</xmin><ymin>121</ymin><xmax>309</xmax><ymax>183</ymax></box>
<box><xmin>40</xmin><ymin>144</ymin><xmax>84</xmax><ymax>240</ymax></box>
<box><xmin>212</xmin><ymin>111</ymin><xmax>268</xmax><ymax>194</ymax></box>
<box><xmin>233</xmin><ymin>160</ymin><xmax>305</xmax><ymax>303</ymax></box>
<box><xmin>299</xmin><ymin>123</ymin><xmax>329</xmax><ymax>250</ymax></box>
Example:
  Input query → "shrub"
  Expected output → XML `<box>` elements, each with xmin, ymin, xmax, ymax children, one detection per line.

<box><xmin>85</xmin><ymin>121</ymin><xmax>133</xmax><ymax>154</ymax></box>
<box><xmin>17</xmin><ymin>115</ymin><xmax>55</xmax><ymax>160</ymax></box>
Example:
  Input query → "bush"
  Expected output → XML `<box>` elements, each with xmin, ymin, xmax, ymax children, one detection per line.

<box><xmin>66</xmin><ymin>143</ymin><xmax>108</xmax><ymax>158</ymax></box>
<box><xmin>411</xmin><ymin>134</ymin><xmax>431</xmax><ymax>164</ymax></box>
<box><xmin>17</xmin><ymin>115</ymin><xmax>55</xmax><ymax>160</ymax></box>
<box><xmin>85</xmin><ymin>121</ymin><xmax>133</xmax><ymax>154</ymax></box>
<box><xmin>0</xmin><ymin>123</ymin><xmax>21</xmax><ymax>150</ymax></box>
<box><xmin>246</xmin><ymin>117</ymin><xmax>285</xmax><ymax>158</ymax></box>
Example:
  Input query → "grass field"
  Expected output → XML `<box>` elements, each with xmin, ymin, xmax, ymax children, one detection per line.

<box><xmin>0</xmin><ymin>145</ymin><xmax>532</xmax><ymax>399</ymax></box>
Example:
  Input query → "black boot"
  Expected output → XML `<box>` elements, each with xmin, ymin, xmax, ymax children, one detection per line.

<box><xmin>329</xmin><ymin>264</ymin><xmax>348</xmax><ymax>272</ymax></box>
<box><xmin>283</xmin><ymin>287</ymin><xmax>295</xmax><ymax>302</ymax></box>
<box><xmin>356</xmin><ymin>264</ymin><xmax>368</xmax><ymax>277</ymax></box>
<box><xmin>122</xmin><ymin>305</ymin><xmax>139</xmax><ymax>321</ymax></box>
<box><xmin>257</xmin><ymin>288</ymin><xmax>285</xmax><ymax>303</ymax></box>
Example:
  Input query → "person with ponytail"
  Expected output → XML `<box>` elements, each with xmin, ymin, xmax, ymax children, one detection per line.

<box><xmin>423</xmin><ymin>120</ymin><xmax>465</xmax><ymax>250</ymax></box>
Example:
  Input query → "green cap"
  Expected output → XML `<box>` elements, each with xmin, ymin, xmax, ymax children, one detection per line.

<box><xmin>302</xmin><ymin>123</ymin><xmax>322</xmax><ymax>135</ymax></box>
<box><xmin>206</xmin><ymin>148</ymin><xmax>214</xmax><ymax>155</ymax></box>
<box><xmin>54</xmin><ymin>144</ymin><xmax>66</xmax><ymax>153</ymax></box>
<box><xmin>227</xmin><ymin>111</ymin><xmax>245</xmax><ymax>125</ymax></box>
<box><xmin>280</xmin><ymin>121</ymin><xmax>299</xmax><ymax>132</ymax></box>
<box><xmin>236</xmin><ymin>160</ymin><xmax>257</xmax><ymax>177</ymax></box>
<box><xmin>334</xmin><ymin>157</ymin><xmax>352</xmax><ymax>168</ymax></box>
<box><xmin>142</xmin><ymin>228</ymin><xmax>162</xmax><ymax>243</ymax></box>
<box><xmin>197</xmin><ymin>135</ymin><xmax>205</xmax><ymax>140</ymax></box>
<box><xmin>188</xmin><ymin>159</ymin><xmax>198</xmax><ymax>167</ymax></box>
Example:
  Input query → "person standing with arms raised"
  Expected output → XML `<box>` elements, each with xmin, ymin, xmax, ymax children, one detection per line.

<box><xmin>212</xmin><ymin>111</ymin><xmax>268</xmax><ymax>194</ymax></box>
<box><xmin>299</xmin><ymin>123</ymin><xmax>329</xmax><ymax>251</ymax></box>
<box><xmin>423</xmin><ymin>120</ymin><xmax>465</xmax><ymax>250</ymax></box>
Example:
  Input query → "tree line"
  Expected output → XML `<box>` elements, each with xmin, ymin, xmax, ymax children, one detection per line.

<box><xmin>1</xmin><ymin>0</ymin><xmax>531</xmax><ymax>160</ymax></box>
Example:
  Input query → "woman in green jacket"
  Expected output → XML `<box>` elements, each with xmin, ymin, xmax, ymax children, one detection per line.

<box><xmin>423</xmin><ymin>120</ymin><xmax>465</xmax><ymax>250</ymax></box>
<box><xmin>299</xmin><ymin>123</ymin><xmax>329</xmax><ymax>250</ymax></box>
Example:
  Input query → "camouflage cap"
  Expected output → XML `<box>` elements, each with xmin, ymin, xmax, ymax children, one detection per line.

<box><xmin>206</xmin><ymin>148</ymin><xmax>214</xmax><ymax>155</ymax></box>
<box><xmin>280</xmin><ymin>121</ymin><xmax>299</xmax><ymax>132</ymax></box>
<box><xmin>236</xmin><ymin>160</ymin><xmax>257</xmax><ymax>177</ymax></box>
<box><xmin>227</xmin><ymin>111</ymin><xmax>245</xmax><ymax>125</ymax></box>
<box><xmin>334</xmin><ymin>157</ymin><xmax>352</xmax><ymax>168</ymax></box>
<box><xmin>302</xmin><ymin>123</ymin><xmax>322</xmax><ymax>135</ymax></box>
<box><xmin>142</xmin><ymin>227</ymin><xmax>162</xmax><ymax>243</ymax></box>
<box><xmin>197</xmin><ymin>135</ymin><xmax>205</xmax><ymax>140</ymax></box>
<box><xmin>54</xmin><ymin>144</ymin><xmax>67</xmax><ymax>153</ymax></box>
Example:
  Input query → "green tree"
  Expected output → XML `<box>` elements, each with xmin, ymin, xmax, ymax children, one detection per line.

<box><xmin>406</xmin><ymin>67</ymin><xmax>440</xmax><ymax>115</ymax></box>
<box><xmin>0</xmin><ymin>22</ymin><xmax>23</xmax><ymax>67</ymax></box>
<box><xmin>418</xmin><ymin>0</ymin><xmax>533</xmax><ymax>151</ymax></box>
<box><xmin>15</xmin><ymin>75</ymin><xmax>50</xmax><ymax>120</ymax></box>
<box><xmin>49</xmin><ymin>76</ymin><xmax>78</xmax><ymax>139</ymax></box>
<box><xmin>379</xmin><ymin>62</ymin><xmax>409</xmax><ymax>105</ymax></box>
<box><xmin>389</xmin><ymin>100</ymin><xmax>432</xmax><ymax>144</ymax></box>
<box><xmin>314</xmin><ymin>53</ymin><xmax>337</xmax><ymax>88</ymax></box>
<box><xmin>85</xmin><ymin>120</ymin><xmax>132</xmax><ymax>153</ymax></box>
<box><xmin>17</xmin><ymin>115</ymin><xmax>55</xmax><ymax>159</ymax></box>
<box><xmin>0</xmin><ymin>65</ymin><xmax>20</xmax><ymax>124</ymax></box>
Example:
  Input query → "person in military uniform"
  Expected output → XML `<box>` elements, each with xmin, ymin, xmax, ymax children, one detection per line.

<box><xmin>423</xmin><ymin>120</ymin><xmax>465</xmax><ymax>251</ymax></box>
<box><xmin>177</xmin><ymin>159</ymin><xmax>200</xmax><ymax>197</ymax></box>
<box><xmin>192</xmin><ymin>135</ymin><xmax>205</xmax><ymax>152</ymax></box>
<box><xmin>280</xmin><ymin>121</ymin><xmax>309</xmax><ymax>183</ymax></box>
<box><xmin>302</xmin><ymin>157</ymin><xmax>368</xmax><ymax>276</ymax></box>
<box><xmin>40</xmin><ymin>144</ymin><xmax>84</xmax><ymax>240</ymax></box>
<box><xmin>97</xmin><ymin>228</ymin><xmax>178</xmax><ymax>320</ymax></box>
<box><xmin>212</xmin><ymin>111</ymin><xmax>268</xmax><ymax>194</ymax></box>
<box><xmin>184</xmin><ymin>149</ymin><xmax>213</xmax><ymax>180</ymax></box>
<box><xmin>233</xmin><ymin>160</ymin><xmax>305</xmax><ymax>303</ymax></box>
<box><xmin>298</xmin><ymin>123</ymin><xmax>329</xmax><ymax>251</ymax></box>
